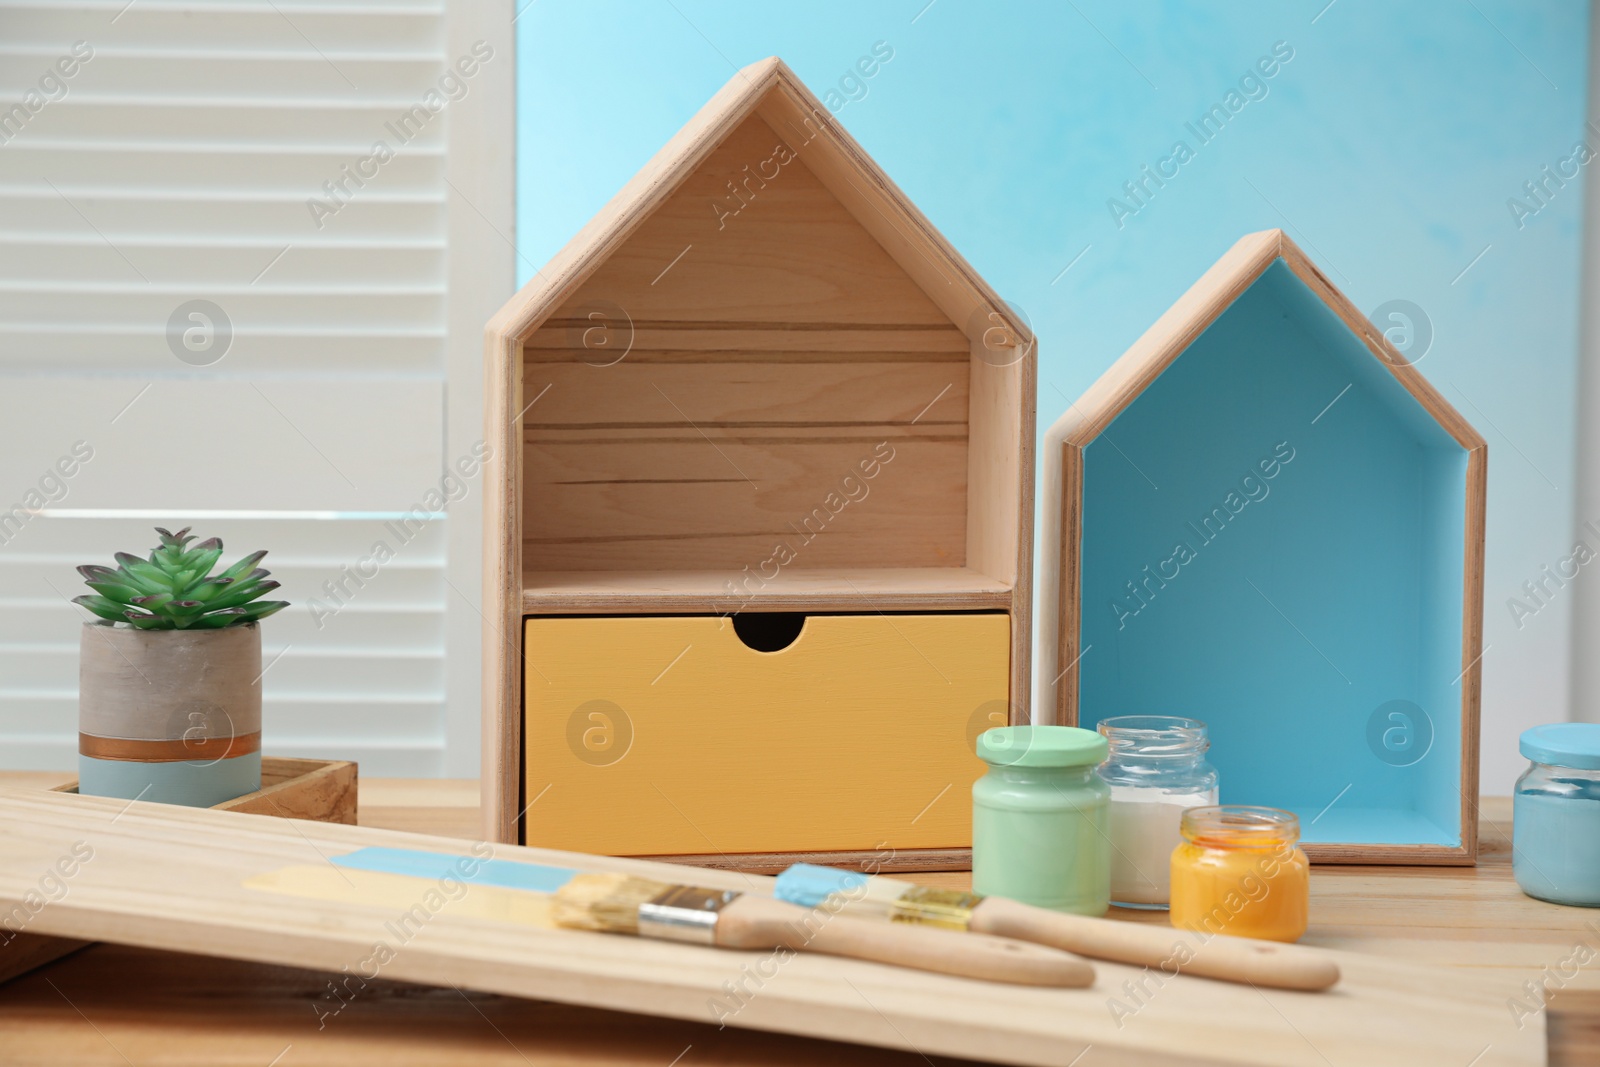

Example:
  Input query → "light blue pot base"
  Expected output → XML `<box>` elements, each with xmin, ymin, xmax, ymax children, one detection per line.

<box><xmin>78</xmin><ymin>752</ymin><xmax>261</xmax><ymax>808</ymax></box>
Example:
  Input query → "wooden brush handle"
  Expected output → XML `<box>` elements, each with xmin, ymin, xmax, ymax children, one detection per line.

<box><xmin>968</xmin><ymin>897</ymin><xmax>1339</xmax><ymax>991</ymax></box>
<box><xmin>713</xmin><ymin>895</ymin><xmax>1094</xmax><ymax>988</ymax></box>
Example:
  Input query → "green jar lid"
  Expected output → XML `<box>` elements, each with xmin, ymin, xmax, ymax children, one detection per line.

<box><xmin>977</xmin><ymin>725</ymin><xmax>1108</xmax><ymax>768</ymax></box>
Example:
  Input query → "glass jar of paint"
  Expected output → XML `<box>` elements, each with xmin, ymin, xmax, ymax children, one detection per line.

<box><xmin>1170</xmin><ymin>806</ymin><xmax>1309</xmax><ymax>942</ymax></box>
<box><xmin>972</xmin><ymin>725</ymin><xmax>1110</xmax><ymax>916</ymax></box>
<box><xmin>1513</xmin><ymin>723</ymin><xmax>1600</xmax><ymax>908</ymax></box>
<box><xmin>1095</xmin><ymin>716</ymin><xmax>1219</xmax><ymax>909</ymax></box>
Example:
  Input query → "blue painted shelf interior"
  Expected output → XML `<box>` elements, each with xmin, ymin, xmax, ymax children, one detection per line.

<box><xmin>1077</xmin><ymin>259</ymin><xmax>1468</xmax><ymax>847</ymax></box>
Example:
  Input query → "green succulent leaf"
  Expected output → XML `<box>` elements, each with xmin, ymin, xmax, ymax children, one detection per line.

<box><xmin>203</xmin><ymin>580</ymin><xmax>280</xmax><ymax>612</ymax></box>
<box><xmin>75</xmin><ymin>529</ymin><xmax>289</xmax><ymax>630</ymax></box>
<box><xmin>240</xmin><ymin>600</ymin><xmax>289</xmax><ymax>621</ymax></box>
<box><xmin>84</xmin><ymin>579</ymin><xmax>140</xmax><ymax>601</ymax></box>
<box><xmin>186</xmin><ymin>608</ymin><xmax>250</xmax><ymax>629</ymax></box>
<box><xmin>218</xmin><ymin>550</ymin><xmax>268</xmax><ymax>582</ymax></box>
<box><xmin>73</xmin><ymin>595</ymin><xmax>130</xmax><ymax>622</ymax></box>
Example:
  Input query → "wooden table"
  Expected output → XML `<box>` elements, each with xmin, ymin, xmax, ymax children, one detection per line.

<box><xmin>1</xmin><ymin>774</ymin><xmax>1595</xmax><ymax>1066</ymax></box>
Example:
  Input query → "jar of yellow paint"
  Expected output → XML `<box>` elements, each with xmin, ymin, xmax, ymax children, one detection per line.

<box><xmin>1169</xmin><ymin>805</ymin><xmax>1309</xmax><ymax>943</ymax></box>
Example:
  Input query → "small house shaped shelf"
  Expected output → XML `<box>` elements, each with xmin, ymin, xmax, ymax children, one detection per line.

<box><xmin>1041</xmin><ymin>230</ymin><xmax>1485</xmax><ymax>865</ymax></box>
<box><xmin>482</xmin><ymin>58</ymin><xmax>1036</xmax><ymax>870</ymax></box>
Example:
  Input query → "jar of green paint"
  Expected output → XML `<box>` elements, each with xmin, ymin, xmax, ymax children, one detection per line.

<box><xmin>972</xmin><ymin>725</ymin><xmax>1111</xmax><ymax>915</ymax></box>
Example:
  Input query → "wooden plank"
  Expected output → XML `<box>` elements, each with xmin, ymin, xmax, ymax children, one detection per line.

<box><xmin>638</xmin><ymin>846</ymin><xmax>973</xmax><ymax>876</ymax></box>
<box><xmin>521</xmin><ymin>359</ymin><xmax>968</xmax><ymax>426</ymax></box>
<box><xmin>522</xmin><ymin>437</ymin><xmax>966</xmax><ymax>572</ymax></box>
<box><xmin>1049</xmin><ymin>439</ymin><xmax>1085</xmax><ymax>727</ymax></box>
<box><xmin>0</xmin><ymin>941</ymin><xmax>993</xmax><ymax>1067</ymax></box>
<box><xmin>483</xmin><ymin>309</ymin><xmax>525</xmax><ymax>850</ymax></box>
<box><xmin>522</xmin><ymin>566</ymin><xmax>1011</xmax><ymax>615</ymax></box>
<box><xmin>6</xmin><ymin>759</ymin><xmax>358</xmax><ymax>986</ymax></box>
<box><xmin>0</xmin><ymin>790</ymin><xmax>1546</xmax><ymax>1067</ymax></box>
<box><xmin>964</xmin><ymin>337</ymin><xmax>1036</xmax><ymax>722</ymax></box>
<box><xmin>524</xmin><ymin>324</ymin><xmax>969</xmax><ymax>355</ymax></box>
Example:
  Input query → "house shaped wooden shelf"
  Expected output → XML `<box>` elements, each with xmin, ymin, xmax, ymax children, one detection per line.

<box><xmin>1040</xmin><ymin>230</ymin><xmax>1485</xmax><ymax>865</ymax></box>
<box><xmin>483</xmin><ymin>58</ymin><xmax>1035</xmax><ymax>870</ymax></box>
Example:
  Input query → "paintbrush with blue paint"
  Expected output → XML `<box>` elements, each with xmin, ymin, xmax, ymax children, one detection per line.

<box><xmin>774</xmin><ymin>865</ymin><xmax>1339</xmax><ymax>991</ymax></box>
<box><xmin>325</xmin><ymin>847</ymin><xmax>1094</xmax><ymax>987</ymax></box>
<box><xmin>552</xmin><ymin>871</ymin><xmax>1095</xmax><ymax>987</ymax></box>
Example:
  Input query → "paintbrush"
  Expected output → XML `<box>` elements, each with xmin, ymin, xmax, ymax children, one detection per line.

<box><xmin>551</xmin><ymin>872</ymin><xmax>1095</xmax><ymax>987</ymax></box>
<box><xmin>773</xmin><ymin>865</ymin><xmax>1340</xmax><ymax>992</ymax></box>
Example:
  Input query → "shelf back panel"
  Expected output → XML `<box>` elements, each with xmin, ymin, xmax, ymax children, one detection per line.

<box><xmin>521</xmin><ymin>114</ymin><xmax>971</xmax><ymax>574</ymax></box>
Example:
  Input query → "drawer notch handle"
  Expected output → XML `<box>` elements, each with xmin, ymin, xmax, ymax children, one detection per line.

<box><xmin>732</xmin><ymin>612</ymin><xmax>806</xmax><ymax>653</ymax></box>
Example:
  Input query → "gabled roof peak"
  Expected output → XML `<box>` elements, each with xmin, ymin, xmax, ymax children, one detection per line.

<box><xmin>1052</xmin><ymin>228</ymin><xmax>1483</xmax><ymax>453</ymax></box>
<box><xmin>488</xmin><ymin>56</ymin><xmax>1028</xmax><ymax>353</ymax></box>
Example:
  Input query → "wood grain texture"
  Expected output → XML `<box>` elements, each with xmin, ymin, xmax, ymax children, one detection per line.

<box><xmin>0</xmin><ymin>941</ymin><xmax>996</xmax><ymax>1067</ymax></box>
<box><xmin>482</xmin><ymin>58</ymin><xmax>1036</xmax><ymax>846</ymax></box>
<box><xmin>636</xmin><ymin>845</ymin><xmax>972</xmax><ymax>876</ymax></box>
<box><xmin>521</xmin><ymin>433</ymin><xmax>965</xmax><ymax>572</ymax></box>
<box><xmin>0</xmin><ymin>789</ymin><xmax>1546</xmax><ymax>1067</ymax></box>
<box><xmin>1039</xmin><ymin>229</ymin><xmax>1486</xmax><ymax>864</ymax></box>
<box><xmin>1</xmin><ymin>780</ymin><xmax>1595</xmax><ymax>1066</ymax></box>
<box><xmin>521</xmin><ymin>566</ymin><xmax>1010</xmax><ymax>614</ymax></box>
<box><xmin>523</xmin><ymin>614</ymin><xmax>1006</xmax><ymax>856</ymax></box>
<box><xmin>524</xmin><ymin>323</ymin><xmax>971</xmax><ymax>354</ymax></box>
<box><xmin>962</xmin><ymin>341</ymin><xmax>1038</xmax><ymax>723</ymax></box>
<box><xmin>9</xmin><ymin>759</ymin><xmax>361</xmax><ymax>986</ymax></box>
<box><xmin>542</xmin><ymin>114</ymin><xmax>954</xmax><ymax>326</ymax></box>
<box><xmin>750</xmin><ymin>85</ymin><xmax>1031</xmax><ymax>351</ymax></box>
<box><xmin>215</xmin><ymin>757</ymin><xmax>358</xmax><ymax>824</ymax></box>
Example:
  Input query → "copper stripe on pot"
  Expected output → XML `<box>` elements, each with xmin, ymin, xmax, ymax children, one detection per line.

<box><xmin>78</xmin><ymin>731</ymin><xmax>261</xmax><ymax>763</ymax></box>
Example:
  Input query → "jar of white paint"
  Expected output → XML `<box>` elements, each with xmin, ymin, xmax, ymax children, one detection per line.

<box><xmin>1095</xmin><ymin>715</ymin><xmax>1218</xmax><ymax>910</ymax></box>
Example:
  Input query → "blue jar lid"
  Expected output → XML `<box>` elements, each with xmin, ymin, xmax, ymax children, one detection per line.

<box><xmin>1520</xmin><ymin>723</ymin><xmax>1600</xmax><ymax>770</ymax></box>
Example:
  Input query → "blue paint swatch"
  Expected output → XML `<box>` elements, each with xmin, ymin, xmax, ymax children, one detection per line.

<box><xmin>774</xmin><ymin>863</ymin><xmax>865</xmax><ymax>908</ymax></box>
<box><xmin>332</xmin><ymin>847</ymin><xmax>577</xmax><ymax>894</ymax></box>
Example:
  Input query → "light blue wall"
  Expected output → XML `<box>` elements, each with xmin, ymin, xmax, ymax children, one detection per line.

<box><xmin>517</xmin><ymin>0</ymin><xmax>1590</xmax><ymax>792</ymax></box>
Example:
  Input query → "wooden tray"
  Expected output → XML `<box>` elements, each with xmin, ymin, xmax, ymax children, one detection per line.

<box><xmin>52</xmin><ymin>756</ymin><xmax>358</xmax><ymax>823</ymax></box>
<box><xmin>2</xmin><ymin>757</ymin><xmax>356</xmax><ymax>983</ymax></box>
<box><xmin>0</xmin><ymin>789</ymin><xmax>1542</xmax><ymax>1066</ymax></box>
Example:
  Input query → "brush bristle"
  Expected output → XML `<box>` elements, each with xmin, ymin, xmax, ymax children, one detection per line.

<box><xmin>551</xmin><ymin>873</ymin><xmax>668</xmax><ymax>933</ymax></box>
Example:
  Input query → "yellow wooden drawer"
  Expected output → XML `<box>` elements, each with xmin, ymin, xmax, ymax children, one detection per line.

<box><xmin>523</xmin><ymin>613</ymin><xmax>1009</xmax><ymax>856</ymax></box>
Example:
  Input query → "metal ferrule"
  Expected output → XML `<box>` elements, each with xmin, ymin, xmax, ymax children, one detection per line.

<box><xmin>887</xmin><ymin>886</ymin><xmax>982</xmax><ymax>931</ymax></box>
<box><xmin>636</xmin><ymin>885</ymin><xmax>740</xmax><ymax>944</ymax></box>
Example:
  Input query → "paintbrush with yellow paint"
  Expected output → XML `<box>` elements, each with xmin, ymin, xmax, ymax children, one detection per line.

<box><xmin>774</xmin><ymin>865</ymin><xmax>1339</xmax><ymax>991</ymax></box>
<box><xmin>551</xmin><ymin>872</ymin><xmax>1095</xmax><ymax>987</ymax></box>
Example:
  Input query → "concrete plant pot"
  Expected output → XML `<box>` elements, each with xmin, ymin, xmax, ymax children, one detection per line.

<box><xmin>77</xmin><ymin>621</ymin><xmax>262</xmax><ymax>806</ymax></box>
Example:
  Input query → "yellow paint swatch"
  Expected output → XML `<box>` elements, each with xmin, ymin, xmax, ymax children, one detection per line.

<box><xmin>245</xmin><ymin>865</ymin><xmax>557</xmax><ymax>928</ymax></box>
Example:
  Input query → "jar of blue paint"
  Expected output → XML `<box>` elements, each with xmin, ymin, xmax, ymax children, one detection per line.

<box><xmin>1513</xmin><ymin>723</ymin><xmax>1600</xmax><ymax>908</ymax></box>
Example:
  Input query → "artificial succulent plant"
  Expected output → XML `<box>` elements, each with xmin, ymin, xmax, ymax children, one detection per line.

<box><xmin>73</xmin><ymin>527</ymin><xmax>289</xmax><ymax>630</ymax></box>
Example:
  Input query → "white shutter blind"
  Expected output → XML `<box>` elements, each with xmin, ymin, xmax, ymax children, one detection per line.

<box><xmin>0</xmin><ymin>0</ymin><xmax>464</xmax><ymax>775</ymax></box>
